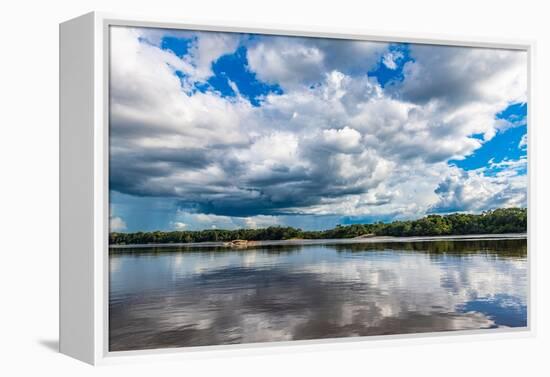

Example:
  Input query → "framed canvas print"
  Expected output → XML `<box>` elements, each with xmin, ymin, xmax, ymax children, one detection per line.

<box><xmin>60</xmin><ymin>12</ymin><xmax>534</xmax><ymax>365</ymax></box>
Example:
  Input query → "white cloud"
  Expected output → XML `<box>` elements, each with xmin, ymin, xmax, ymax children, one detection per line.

<box><xmin>243</xmin><ymin>215</ymin><xmax>280</xmax><ymax>229</ymax></box>
<box><xmin>430</xmin><ymin>162</ymin><xmax>527</xmax><ymax>213</ymax></box>
<box><xmin>489</xmin><ymin>156</ymin><xmax>527</xmax><ymax>172</ymax></box>
<box><xmin>382</xmin><ymin>50</ymin><xmax>404</xmax><ymax>70</ymax></box>
<box><xmin>173</xmin><ymin>210</ymin><xmax>283</xmax><ymax>230</ymax></box>
<box><xmin>246</xmin><ymin>37</ymin><xmax>387</xmax><ymax>89</ymax></box>
<box><xmin>320</xmin><ymin>127</ymin><xmax>362</xmax><ymax>153</ymax></box>
<box><xmin>184</xmin><ymin>31</ymin><xmax>240</xmax><ymax>80</ymax></box>
<box><xmin>247</xmin><ymin>37</ymin><xmax>325</xmax><ymax>89</ymax></box>
<box><xmin>171</xmin><ymin>221</ymin><xmax>188</xmax><ymax>230</ymax></box>
<box><xmin>127</xmin><ymin>26</ymin><xmax>241</xmax><ymax>82</ymax></box>
<box><xmin>173</xmin><ymin>211</ymin><xmax>241</xmax><ymax>230</ymax></box>
<box><xmin>519</xmin><ymin>133</ymin><xmax>527</xmax><ymax>149</ymax></box>
<box><xmin>400</xmin><ymin>45</ymin><xmax>527</xmax><ymax>106</ymax></box>
<box><xmin>110</xmin><ymin>216</ymin><xmax>127</xmax><ymax>232</ymax></box>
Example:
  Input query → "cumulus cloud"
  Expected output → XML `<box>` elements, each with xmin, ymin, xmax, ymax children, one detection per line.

<box><xmin>127</xmin><ymin>26</ymin><xmax>241</xmax><ymax>82</ymax></box>
<box><xmin>429</xmin><ymin>162</ymin><xmax>527</xmax><ymax>213</ymax></box>
<box><xmin>399</xmin><ymin>45</ymin><xmax>527</xmax><ymax>107</ymax></box>
<box><xmin>172</xmin><ymin>210</ymin><xmax>281</xmax><ymax>230</ymax></box>
<box><xmin>109</xmin><ymin>27</ymin><xmax>528</xmax><ymax>230</ymax></box>
<box><xmin>110</xmin><ymin>216</ymin><xmax>127</xmax><ymax>232</ymax></box>
<box><xmin>246</xmin><ymin>36</ymin><xmax>387</xmax><ymax>89</ymax></box>
<box><xmin>320</xmin><ymin>127</ymin><xmax>362</xmax><ymax>153</ymax></box>
<box><xmin>184</xmin><ymin>31</ymin><xmax>241</xmax><ymax>80</ymax></box>
<box><xmin>243</xmin><ymin>215</ymin><xmax>281</xmax><ymax>229</ymax></box>
<box><xmin>246</xmin><ymin>37</ymin><xmax>325</xmax><ymax>89</ymax></box>
<box><xmin>171</xmin><ymin>221</ymin><xmax>188</xmax><ymax>230</ymax></box>
<box><xmin>398</xmin><ymin>45</ymin><xmax>526</xmax><ymax>142</ymax></box>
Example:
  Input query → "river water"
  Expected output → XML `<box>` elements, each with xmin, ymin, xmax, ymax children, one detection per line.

<box><xmin>109</xmin><ymin>238</ymin><xmax>527</xmax><ymax>351</ymax></box>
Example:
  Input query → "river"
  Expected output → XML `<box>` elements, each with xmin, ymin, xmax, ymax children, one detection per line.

<box><xmin>109</xmin><ymin>238</ymin><xmax>527</xmax><ymax>351</ymax></box>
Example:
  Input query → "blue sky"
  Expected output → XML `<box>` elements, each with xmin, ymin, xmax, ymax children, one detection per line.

<box><xmin>109</xmin><ymin>27</ymin><xmax>528</xmax><ymax>232</ymax></box>
<box><xmin>451</xmin><ymin>103</ymin><xmax>527</xmax><ymax>172</ymax></box>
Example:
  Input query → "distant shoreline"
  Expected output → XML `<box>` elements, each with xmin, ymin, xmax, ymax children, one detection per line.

<box><xmin>109</xmin><ymin>208</ymin><xmax>527</xmax><ymax>248</ymax></box>
<box><xmin>109</xmin><ymin>233</ymin><xmax>527</xmax><ymax>249</ymax></box>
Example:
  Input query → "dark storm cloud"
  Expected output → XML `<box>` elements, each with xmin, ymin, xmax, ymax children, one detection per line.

<box><xmin>109</xmin><ymin>105</ymin><xmax>391</xmax><ymax>216</ymax></box>
<box><xmin>109</xmin><ymin>148</ymin><xmax>215</xmax><ymax>196</ymax></box>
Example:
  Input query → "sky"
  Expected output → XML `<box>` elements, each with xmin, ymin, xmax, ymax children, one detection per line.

<box><xmin>108</xmin><ymin>26</ymin><xmax>528</xmax><ymax>232</ymax></box>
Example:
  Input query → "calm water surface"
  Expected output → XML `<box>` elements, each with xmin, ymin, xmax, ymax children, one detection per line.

<box><xmin>109</xmin><ymin>239</ymin><xmax>527</xmax><ymax>351</ymax></box>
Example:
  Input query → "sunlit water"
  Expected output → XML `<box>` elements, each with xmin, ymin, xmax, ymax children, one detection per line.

<box><xmin>109</xmin><ymin>239</ymin><xmax>527</xmax><ymax>351</ymax></box>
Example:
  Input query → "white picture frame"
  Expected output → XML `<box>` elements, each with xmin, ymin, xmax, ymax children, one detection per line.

<box><xmin>59</xmin><ymin>11</ymin><xmax>536</xmax><ymax>365</ymax></box>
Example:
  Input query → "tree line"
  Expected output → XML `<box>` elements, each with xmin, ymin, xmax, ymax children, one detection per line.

<box><xmin>109</xmin><ymin>207</ymin><xmax>527</xmax><ymax>245</ymax></box>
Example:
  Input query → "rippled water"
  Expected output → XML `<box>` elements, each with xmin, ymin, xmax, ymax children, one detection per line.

<box><xmin>109</xmin><ymin>239</ymin><xmax>527</xmax><ymax>351</ymax></box>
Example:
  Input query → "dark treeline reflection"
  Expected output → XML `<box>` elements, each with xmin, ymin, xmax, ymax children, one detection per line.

<box><xmin>110</xmin><ymin>239</ymin><xmax>527</xmax><ymax>258</ymax></box>
<box><xmin>331</xmin><ymin>239</ymin><xmax>527</xmax><ymax>257</ymax></box>
<box><xmin>111</xmin><ymin>244</ymin><xmax>305</xmax><ymax>255</ymax></box>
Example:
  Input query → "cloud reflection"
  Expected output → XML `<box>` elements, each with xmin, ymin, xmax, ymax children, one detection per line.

<box><xmin>109</xmin><ymin>240</ymin><xmax>527</xmax><ymax>351</ymax></box>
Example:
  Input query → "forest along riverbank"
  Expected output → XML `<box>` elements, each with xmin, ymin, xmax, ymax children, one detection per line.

<box><xmin>109</xmin><ymin>208</ymin><xmax>527</xmax><ymax>247</ymax></box>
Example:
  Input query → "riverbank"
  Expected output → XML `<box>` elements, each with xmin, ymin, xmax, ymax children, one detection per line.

<box><xmin>109</xmin><ymin>233</ymin><xmax>526</xmax><ymax>249</ymax></box>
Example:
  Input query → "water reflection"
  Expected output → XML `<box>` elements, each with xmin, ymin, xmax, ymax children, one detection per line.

<box><xmin>109</xmin><ymin>239</ymin><xmax>527</xmax><ymax>351</ymax></box>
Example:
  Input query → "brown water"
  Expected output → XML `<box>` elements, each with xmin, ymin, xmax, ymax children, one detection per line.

<box><xmin>109</xmin><ymin>238</ymin><xmax>527</xmax><ymax>351</ymax></box>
